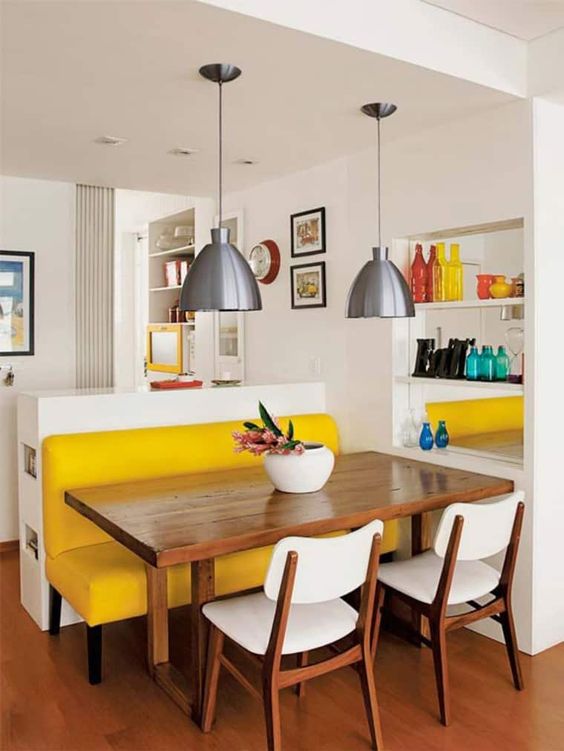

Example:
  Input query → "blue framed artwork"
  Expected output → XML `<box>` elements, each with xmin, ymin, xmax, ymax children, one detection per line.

<box><xmin>0</xmin><ymin>251</ymin><xmax>35</xmax><ymax>356</ymax></box>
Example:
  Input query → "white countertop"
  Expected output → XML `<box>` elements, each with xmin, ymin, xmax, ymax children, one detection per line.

<box><xmin>21</xmin><ymin>381</ymin><xmax>318</xmax><ymax>399</ymax></box>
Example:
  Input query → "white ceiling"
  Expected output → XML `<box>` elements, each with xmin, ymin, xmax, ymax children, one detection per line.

<box><xmin>422</xmin><ymin>0</ymin><xmax>564</xmax><ymax>40</ymax></box>
<box><xmin>1</xmin><ymin>0</ymin><xmax>516</xmax><ymax>196</ymax></box>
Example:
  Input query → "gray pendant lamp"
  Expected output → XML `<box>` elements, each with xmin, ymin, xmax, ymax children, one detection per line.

<box><xmin>180</xmin><ymin>64</ymin><xmax>262</xmax><ymax>312</ymax></box>
<box><xmin>346</xmin><ymin>103</ymin><xmax>414</xmax><ymax>318</ymax></box>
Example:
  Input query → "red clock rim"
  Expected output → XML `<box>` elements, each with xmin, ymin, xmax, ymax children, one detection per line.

<box><xmin>253</xmin><ymin>239</ymin><xmax>280</xmax><ymax>284</ymax></box>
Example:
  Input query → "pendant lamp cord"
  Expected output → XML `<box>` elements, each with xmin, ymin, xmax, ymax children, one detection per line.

<box><xmin>377</xmin><ymin>115</ymin><xmax>381</xmax><ymax>249</ymax></box>
<box><xmin>218</xmin><ymin>81</ymin><xmax>223</xmax><ymax>227</ymax></box>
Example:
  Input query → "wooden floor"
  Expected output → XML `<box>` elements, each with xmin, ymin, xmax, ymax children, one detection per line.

<box><xmin>1</xmin><ymin>551</ymin><xmax>563</xmax><ymax>751</ymax></box>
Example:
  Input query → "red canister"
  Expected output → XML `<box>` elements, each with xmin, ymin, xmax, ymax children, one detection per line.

<box><xmin>476</xmin><ymin>274</ymin><xmax>495</xmax><ymax>300</ymax></box>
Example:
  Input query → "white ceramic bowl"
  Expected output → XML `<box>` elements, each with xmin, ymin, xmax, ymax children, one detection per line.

<box><xmin>263</xmin><ymin>442</ymin><xmax>335</xmax><ymax>494</ymax></box>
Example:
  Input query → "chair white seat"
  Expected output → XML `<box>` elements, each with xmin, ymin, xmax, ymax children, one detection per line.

<box><xmin>378</xmin><ymin>550</ymin><xmax>500</xmax><ymax>605</ymax></box>
<box><xmin>202</xmin><ymin>591</ymin><xmax>358</xmax><ymax>655</ymax></box>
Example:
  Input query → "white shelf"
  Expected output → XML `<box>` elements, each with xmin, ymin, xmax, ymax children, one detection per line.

<box><xmin>395</xmin><ymin>376</ymin><xmax>523</xmax><ymax>393</ymax></box>
<box><xmin>149</xmin><ymin>244</ymin><xmax>195</xmax><ymax>258</ymax></box>
<box><xmin>149</xmin><ymin>285</ymin><xmax>182</xmax><ymax>292</ymax></box>
<box><xmin>414</xmin><ymin>297</ymin><xmax>525</xmax><ymax>311</ymax></box>
<box><xmin>148</xmin><ymin>321</ymin><xmax>195</xmax><ymax>327</ymax></box>
<box><xmin>392</xmin><ymin>444</ymin><xmax>523</xmax><ymax>470</ymax></box>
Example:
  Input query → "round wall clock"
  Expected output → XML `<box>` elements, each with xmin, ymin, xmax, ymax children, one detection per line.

<box><xmin>248</xmin><ymin>239</ymin><xmax>281</xmax><ymax>285</ymax></box>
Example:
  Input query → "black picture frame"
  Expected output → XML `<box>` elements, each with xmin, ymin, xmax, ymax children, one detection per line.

<box><xmin>290</xmin><ymin>206</ymin><xmax>326</xmax><ymax>257</ymax></box>
<box><xmin>0</xmin><ymin>250</ymin><xmax>35</xmax><ymax>356</ymax></box>
<box><xmin>290</xmin><ymin>261</ymin><xmax>327</xmax><ymax>309</ymax></box>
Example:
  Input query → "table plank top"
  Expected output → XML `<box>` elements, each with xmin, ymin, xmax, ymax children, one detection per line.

<box><xmin>65</xmin><ymin>451</ymin><xmax>513</xmax><ymax>567</ymax></box>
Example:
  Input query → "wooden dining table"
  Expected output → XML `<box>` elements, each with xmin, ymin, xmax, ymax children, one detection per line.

<box><xmin>65</xmin><ymin>451</ymin><xmax>513</xmax><ymax>727</ymax></box>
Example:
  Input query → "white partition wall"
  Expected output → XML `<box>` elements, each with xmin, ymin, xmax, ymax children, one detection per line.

<box><xmin>530</xmin><ymin>98</ymin><xmax>564</xmax><ymax>653</ymax></box>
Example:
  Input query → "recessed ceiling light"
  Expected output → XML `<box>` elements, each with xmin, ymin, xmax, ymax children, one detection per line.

<box><xmin>235</xmin><ymin>158</ymin><xmax>258</xmax><ymax>165</ymax></box>
<box><xmin>94</xmin><ymin>135</ymin><xmax>128</xmax><ymax>146</ymax></box>
<box><xmin>169</xmin><ymin>147</ymin><xmax>200</xmax><ymax>156</ymax></box>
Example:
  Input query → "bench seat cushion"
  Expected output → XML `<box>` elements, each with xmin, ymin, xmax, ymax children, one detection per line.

<box><xmin>46</xmin><ymin>522</ymin><xmax>398</xmax><ymax>627</ymax></box>
<box><xmin>46</xmin><ymin>542</ymin><xmax>273</xmax><ymax>626</ymax></box>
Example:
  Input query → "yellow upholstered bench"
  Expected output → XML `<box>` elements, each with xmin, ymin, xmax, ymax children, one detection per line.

<box><xmin>43</xmin><ymin>414</ymin><xmax>398</xmax><ymax>683</ymax></box>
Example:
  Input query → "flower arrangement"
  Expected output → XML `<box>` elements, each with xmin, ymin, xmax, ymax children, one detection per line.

<box><xmin>233</xmin><ymin>402</ymin><xmax>305</xmax><ymax>456</ymax></box>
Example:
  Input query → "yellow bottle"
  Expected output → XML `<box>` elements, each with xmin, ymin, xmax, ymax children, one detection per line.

<box><xmin>433</xmin><ymin>242</ymin><xmax>448</xmax><ymax>302</ymax></box>
<box><xmin>447</xmin><ymin>243</ymin><xmax>463</xmax><ymax>301</ymax></box>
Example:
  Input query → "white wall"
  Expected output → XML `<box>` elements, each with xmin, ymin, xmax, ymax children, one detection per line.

<box><xmin>224</xmin><ymin>158</ymin><xmax>350</xmax><ymax>437</ymax></box>
<box><xmin>226</xmin><ymin>100</ymin><xmax>531</xmax><ymax>450</ymax></box>
<box><xmin>531</xmin><ymin>98</ymin><xmax>564</xmax><ymax>653</ymax></box>
<box><xmin>0</xmin><ymin>176</ymin><xmax>76</xmax><ymax>541</ymax></box>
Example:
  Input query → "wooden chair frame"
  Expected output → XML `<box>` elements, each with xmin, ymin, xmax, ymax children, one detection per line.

<box><xmin>201</xmin><ymin>533</ymin><xmax>385</xmax><ymax>751</ymax></box>
<box><xmin>380</xmin><ymin>501</ymin><xmax>525</xmax><ymax>726</ymax></box>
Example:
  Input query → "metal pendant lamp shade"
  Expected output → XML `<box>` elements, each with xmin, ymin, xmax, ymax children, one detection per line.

<box><xmin>346</xmin><ymin>247</ymin><xmax>415</xmax><ymax>318</ymax></box>
<box><xmin>180</xmin><ymin>227</ymin><xmax>261</xmax><ymax>311</ymax></box>
<box><xmin>180</xmin><ymin>64</ymin><xmax>262</xmax><ymax>312</ymax></box>
<box><xmin>345</xmin><ymin>103</ymin><xmax>414</xmax><ymax>319</ymax></box>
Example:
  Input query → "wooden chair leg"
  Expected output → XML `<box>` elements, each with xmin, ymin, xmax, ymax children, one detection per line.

<box><xmin>201</xmin><ymin>625</ymin><xmax>225</xmax><ymax>732</ymax></box>
<box><xmin>357</xmin><ymin>645</ymin><xmax>384</xmax><ymax>750</ymax></box>
<box><xmin>86</xmin><ymin>625</ymin><xmax>102</xmax><ymax>685</ymax></box>
<box><xmin>295</xmin><ymin>652</ymin><xmax>308</xmax><ymax>698</ymax></box>
<box><xmin>429</xmin><ymin>620</ymin><xmax>450</xmax><ymax>726</ymax></box>
<box><xmin>371</xmin><ymin>584</ymin><xmax>385</xmax><ymax>660</ymax></box>
<box><xmin>49</xmin><ymin>586</ymin><xmax>62</xmax><ymax>636</ymax></box>
<box><xmin>499</xmin><ymin>602</ymin><xmax>524</xmax><ymax>691</ymax></box>
<box><xmin>262</xmin><ymin>671</ymin><xmax>282</xmax><ymax>751</ymax></box>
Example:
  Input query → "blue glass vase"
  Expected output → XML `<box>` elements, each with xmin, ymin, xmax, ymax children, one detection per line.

<box><xmin>435</xmin><ymin>420</ymin><xmax>449</xmax><ymax>448</ymax></box>
<box><xmin>419</xmin><ymin>422</ymin><xmax>434</xmax><ymax>451</ymax></box>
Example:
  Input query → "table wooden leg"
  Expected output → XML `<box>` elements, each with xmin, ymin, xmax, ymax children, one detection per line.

<box><xmin>145</xmin><ymin>564</ymin><xmax>191</xmax><ymax>715</ymax></box>
<box><xmin>146</xmin><ymin>565</ymin><xmax>169</xmax><ymax>669</ymax></box>
<box><xmin>411</xmin><ymin>513</ymin><xmax>432</xmax><ymax>644</ymax></box>
<box><xmin>411</xmin><ymin>512</ymin><xmax>432</xmax><ymax>556</ymax></box>
<box><xmin>190</xmin><ymin>558</ymin><xmax>215</xmax><ymax>726</ymax></box>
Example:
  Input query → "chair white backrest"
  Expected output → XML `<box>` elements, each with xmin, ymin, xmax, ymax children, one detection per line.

<box><xmin>433</xmin><ymin>491</ymin><xmax>524</xmax><ymax>561</ymax></box>
<box><xmin>264</xmin><ymin>519</ymin><xmax>384</xmax><ymax>604</ymax></box>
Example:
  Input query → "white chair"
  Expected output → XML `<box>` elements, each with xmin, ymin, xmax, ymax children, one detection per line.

<box><xmin>201</xmin><ymin>519</ymin><xmax>385</xmax><ymax>751</ymax></box>
<box><xmin>378</xmin><ymin>491</ymin><xmax>525</xmax><ymax>726</ymax></box>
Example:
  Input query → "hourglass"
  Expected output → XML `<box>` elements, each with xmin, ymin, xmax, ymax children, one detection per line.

<box><xmin>505</xmin><ymin>327</ymin><xmax>524</xmax><ymax>384</ymax></box>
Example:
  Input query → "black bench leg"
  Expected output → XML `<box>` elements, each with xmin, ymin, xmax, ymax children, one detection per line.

<box><xmin>49</xmin><ymin>586</ymin><xmax>62</xmax><ymax>635</ymax></box>
<box><xmin>87</xmin><ymin>625</ymin><xmax>102</xmax><ymax>685</ymax></box>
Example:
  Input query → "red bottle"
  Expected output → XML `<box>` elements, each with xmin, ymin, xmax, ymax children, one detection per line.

<box><xmin>410</xmin><ymin>243</ymin><xmax>427</xmax><ymax>303</ymax></box>
<box><xmin>426</xmin><ymin>244</ymin><xmax>436</xmax><ymax>302</ymax></box>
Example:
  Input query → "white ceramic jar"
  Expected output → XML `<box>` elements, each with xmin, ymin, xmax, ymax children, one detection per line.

<box><xmin>263</xmin><ymin>442</ymin><xmax>335</xmax><ymax>493</ymax></box>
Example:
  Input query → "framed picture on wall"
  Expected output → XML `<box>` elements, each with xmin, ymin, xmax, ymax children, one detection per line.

<box><xmin>291</xmin><ymin>262</ymin><xmax>326</xmax><ymax>309</ymax></box>
<box><xmin>290</xmin><ymin>207</ymin><xmax>326</xmax><ymax>257</ymax></box>
<box><xmin>0</xmin><ymin>250</ymin><xmax>35</xmax><ymax>356</ymax></box>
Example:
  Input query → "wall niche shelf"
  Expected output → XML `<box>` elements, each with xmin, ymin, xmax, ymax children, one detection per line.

<box><xmin>148</xmin><ymin>244</ymin><xmax>195</xmax><ymax>258</ymax></box>
<box><xmin>415</xmin><ymin>297</ymin><xmax>525</xmax><ymax>311</ymax></box>
<box><xmin>392</xmin><ymin>217</ymin><xmax>526</xmax><ymax>469</ymax></box>
<box><xmin>148</xmin><ymin>321</ymin><xmax>195</xmax><ymax>327</ymax></box>
<box><xmin>395</xmin><ymin>376</ymin><xmax>523</xmax><ymax>393</ymax></box>
<box><xmin>149</xmin><ymin>285</ymin><xmax>182</xmax><ymax>292</ymax></box>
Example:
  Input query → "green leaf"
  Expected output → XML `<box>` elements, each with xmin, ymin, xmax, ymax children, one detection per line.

<box><xmin>258</xmin><ymin>401</ymin><xmax>283</xmax><ymax>437</ymax></box>
<box><xmin>282</xmin><ymin>439</ymin><xmax>302</xmax><ymax>451</ymax></box>
<box><xmin>243</xmin><ymin>421</ymin><xmax>261</xmax><ymax>431</ymax></box>
<box><xmin>287</xmin><ymin>419</ymin><xmax>294</xmax><ymax>441</ymax></box>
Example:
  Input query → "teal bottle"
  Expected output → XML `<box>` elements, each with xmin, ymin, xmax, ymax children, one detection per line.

<box><xmin>480</xmin><ymin>345</ymin><xmax>495</xmax><ymax>381</ymax></box>
<box><xmin>465</xmin><ymin>346</ymin><xmax>480</xmax><ymax>381</ymax></box>
<box><xmin>419</xmin><ymin>422</ymin><xmax>434</xmax><ymax>451</ymax></box>
<box><xmin>435</xmin><ymin>420</ymin><xmax>449</xmax><ymax>448</ymax></box>
<box><xmin>495</xmin><ymin>345</ymin><xmax>510</xmax><ymax>381</ymax></box>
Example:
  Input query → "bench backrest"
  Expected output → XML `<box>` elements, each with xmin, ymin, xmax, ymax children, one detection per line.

<box><xmin>426</xmin><ymin>396</ymin><xmax>523</xmax><ymax>439</ymax></box>
<box><xmin>42</xmin><ymin>414</ymin><xmax>339</xmax><ymax>559</ymax></box>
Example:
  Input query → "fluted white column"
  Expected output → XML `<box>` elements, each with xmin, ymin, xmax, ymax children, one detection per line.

<box><xmin>75</xmin><ymin>185</ymin><xmax>115</xmax><ymax>388</ymax></box>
